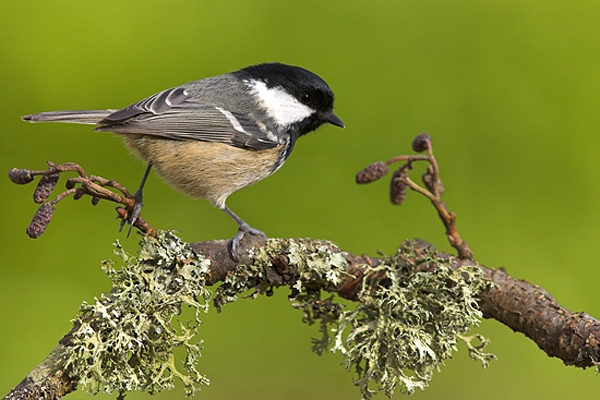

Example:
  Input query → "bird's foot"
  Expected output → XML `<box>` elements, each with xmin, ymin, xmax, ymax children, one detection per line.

<box><xmin>229</xmin><ymin>224</ymin><xmax>266</xmax><ymax>262</ymax></box>
<box><xmin>120</xmin><ymin>190</ymin><xmax>144</xmax><ymax>236</ymax></box>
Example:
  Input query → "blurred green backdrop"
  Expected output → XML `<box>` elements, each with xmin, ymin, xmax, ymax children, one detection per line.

<box><xmin>2</xmin><ymin>1</ymin><xmax>600</xmax><ymax>399</ymax></box>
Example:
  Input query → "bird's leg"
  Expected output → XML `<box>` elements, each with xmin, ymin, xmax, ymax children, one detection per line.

<box><xmin>120</xmin><ymin>162</ymin><xmax>153</xmax><ymax>236</ymax></box>
<box><xmin>223</xmin><ymin>204</ymin><xmax>266</xmax><ymax>261</ymax></box>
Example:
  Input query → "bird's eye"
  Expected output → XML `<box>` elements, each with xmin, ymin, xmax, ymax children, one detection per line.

<box><xmin>300</xmin><ymin>93</ymin><xmax>311</xmax><ymax>105</ymax></box>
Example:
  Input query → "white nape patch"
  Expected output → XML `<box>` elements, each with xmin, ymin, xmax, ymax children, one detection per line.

<box><xmin>247</xmin><ymin>79</ymin><xmax>314</xmax><ymax>126</ymax></box>
<box><xmin>215</xmin><ymin>106</ymin><xmax>246</xmax><ymax>133</ymax></box>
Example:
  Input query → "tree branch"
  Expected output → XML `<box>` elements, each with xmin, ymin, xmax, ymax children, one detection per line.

<box><xmin>5</xmin><ymin>234</ymin><xmax>599</xmax><ymax>400</ymax></box>
<box><xmin>478</xmin><ymin>266</ymin><xmax>600</xmax><ymax>367</ymax></box>
<box><xmin>195</xmin><ymin>235</ymin><xmax>600</xmax><ymax>369</ymax></box>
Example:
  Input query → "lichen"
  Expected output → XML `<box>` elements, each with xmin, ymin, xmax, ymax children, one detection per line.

<box><xmin>64</xmin><ymin>231</ymin><xmax>211</xmax><ymax>396</ymax></box>
<box><xmin>64</xmin><ymin>234</ymin><xmax>493</xmax><ymax>399</ymax></box>
<box><xmin>215</xmin><ymin>238</ymin><xmax>494</xmax><ymax>399</ymax></box>
<box><xmin>289</xmin><ymin>241</ymin><xmax>495</xmax><ymax>399</ymax></box>
<box><xmin>213</xmin><ymin>238</ymin><xmax>349</xmax><ymax>310</ymax></box>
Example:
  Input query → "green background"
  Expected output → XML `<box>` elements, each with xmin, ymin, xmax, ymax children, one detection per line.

<box><xmin>2</xmin><ymin>1</ymin><xmax>600</xmax><ymax>399</ymax></box>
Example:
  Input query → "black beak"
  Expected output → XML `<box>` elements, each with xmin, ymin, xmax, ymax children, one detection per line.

<box><xmin>323</xmin><ymin>111</ymin><xmax>345</xmax><ymax>128</ymax></box>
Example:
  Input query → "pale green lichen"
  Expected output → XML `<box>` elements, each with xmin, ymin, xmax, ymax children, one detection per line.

<box><xmin>64</xmin><ymin>231</ymin><xmax>211</xmax><ymax>397</ymax></box>
<box><xmin>333</xmin><ymin>262</ymin><xmax>491</xmax><ymax>398</ymax></box>
<box><xmin>214</xmin><ymin>238</ymin><xmax>350</xmax><ymax>310</ymax></box>
<box><xmin>64</xmin><ymin>234</ymin><xmax>493</xmax><ymax>399</ymax></box>
<box><xmin>216</xmin><ymin>238</ymin><xmax>494</xmax><ymax>399</ymax></box>
<box><xmin>286</xmin><ymin>241</ymin><xmax>495</xmax><ymax>399</ymax></box>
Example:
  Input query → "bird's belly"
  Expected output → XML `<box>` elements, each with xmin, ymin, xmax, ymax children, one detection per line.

<box><xmin>123</xmin><ymin>135</ymin><xmax>285</xmax><ymax>208</ymax></box>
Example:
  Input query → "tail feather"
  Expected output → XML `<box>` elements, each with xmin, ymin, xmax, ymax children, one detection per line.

<box><xmin>22</xmin><ymin>110</ymin><xmax>117</xmax><ymax>125</ymax></box>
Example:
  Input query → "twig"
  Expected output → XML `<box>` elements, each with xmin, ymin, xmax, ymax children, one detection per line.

<box><xmin>8</xmin><ymin>161</ymin><xmax>156</xmax><ymax>238</ymax></box>
<box><xmin>356</xmin><ymin>133</ymin><xmax>473</xmax><ymax>260</ymax></box>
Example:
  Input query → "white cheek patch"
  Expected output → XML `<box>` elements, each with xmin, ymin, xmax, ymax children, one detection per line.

<box><xmin>247</xmin><ymin>79</ymin><xmax>314</xmax><ymax>126</ymax></box>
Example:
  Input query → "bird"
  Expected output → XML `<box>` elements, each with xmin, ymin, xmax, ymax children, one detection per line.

<box><xmin>22</xmin><ymin>62</ymin><xmax>344</xmax><ymax>259</ymax></box>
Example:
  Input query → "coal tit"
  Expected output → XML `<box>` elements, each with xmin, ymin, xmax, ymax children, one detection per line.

<box><xmin>22</xmin><ymin>62</ymin><xmax>344</xmax><ymax>258</ymax></box>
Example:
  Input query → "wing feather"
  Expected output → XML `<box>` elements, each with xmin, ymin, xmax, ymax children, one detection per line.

<box><xmin>95</xmin><ymin>86</ymin><xmax>281</xmax><ymax>150</ymax></box>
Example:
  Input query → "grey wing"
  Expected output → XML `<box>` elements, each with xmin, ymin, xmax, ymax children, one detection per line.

<box><xmin>95</xmin><ymin>86</ymin><xmax>281</xmax><ymax>150</ymax></box>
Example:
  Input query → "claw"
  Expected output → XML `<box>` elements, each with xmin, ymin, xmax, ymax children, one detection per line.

<box><xmin>222</xmin><ymin>204</ymin><xmax>266</xmax><ymax>261</ymax></box>
<box><xmin>126</xmin><ymin>191</ymin><xmax>144</xmax><ymax>236</ymax></box>
<box><xmin>120</xmin><ymin>162</ymin><xmax>152</xmax><ymax>236</ymax></box>
<box><xmin>229</xmin><ymin>225</ymin><xmax>266</xmax><ymax>261</ymax></box>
